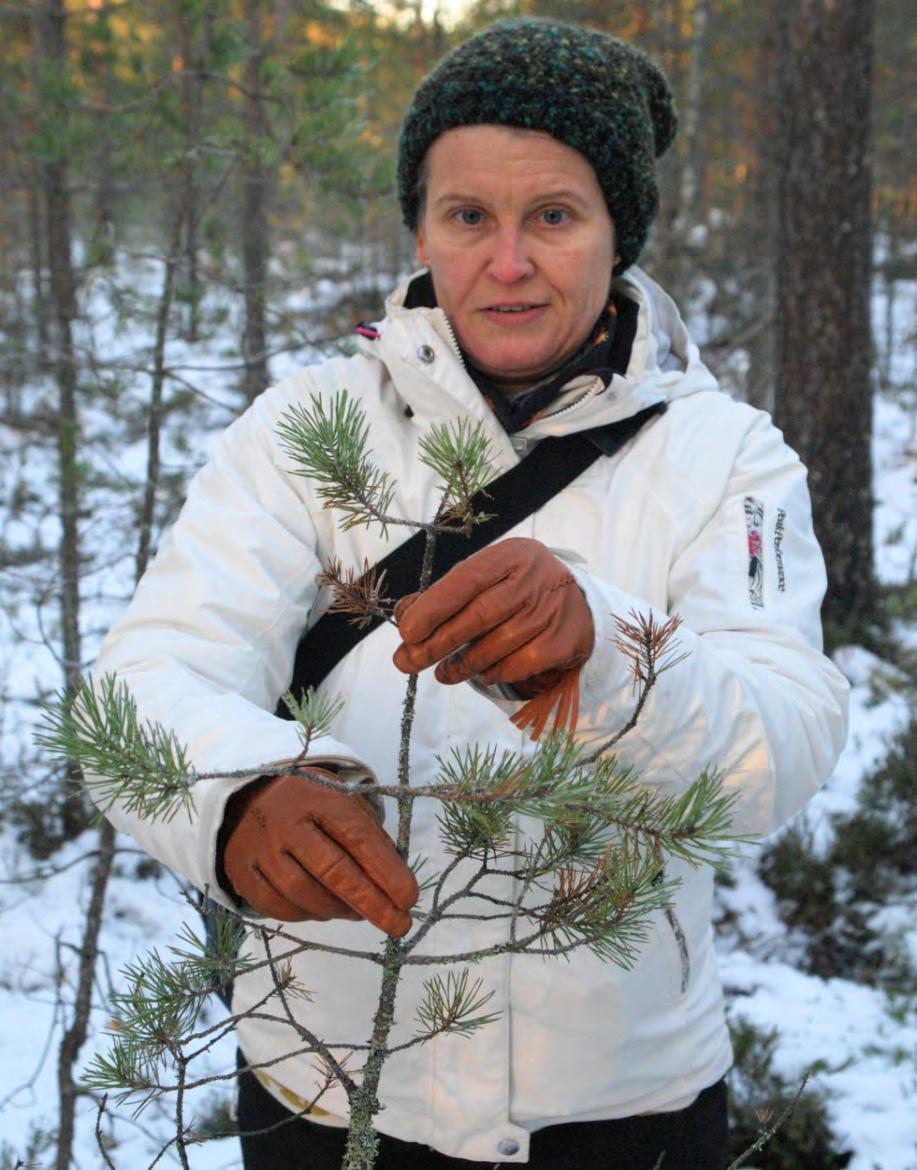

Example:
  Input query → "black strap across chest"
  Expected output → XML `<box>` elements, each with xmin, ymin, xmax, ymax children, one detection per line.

<box><xmin>283</xmin><ymin>401</ymin><xmax>665</xmax><ymax>705</ymax></box>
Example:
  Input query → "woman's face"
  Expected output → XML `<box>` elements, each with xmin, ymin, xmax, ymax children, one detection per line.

<box><xmin>416</xmin><ymin>125</ymin><xmax>618</xmax><ymax>392</ymax></box>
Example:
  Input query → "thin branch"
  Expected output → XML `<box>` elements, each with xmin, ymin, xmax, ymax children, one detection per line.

<box><xmin>94</xmin><ymin>1094</ymin><xmax>117</xmax><ymax>1170</ymax></box>
<box><xmin>260</xmin><ymin>930</ymin><xmax>357</xmax><ymax>1097</ymax></box>
<box><xmin>724</xmin><ymin>1072</ymin><xmax>812</xmax><ymax>1169</ymax></box>
<box><xmin>585</xmin><ymin>611</ymin><xmax>689</xmax><ymax>761</ymax></box>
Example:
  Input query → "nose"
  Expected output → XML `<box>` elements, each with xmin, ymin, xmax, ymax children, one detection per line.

<box><xmin>487</xmin><ymin>226</ymin><xmax>535</xmax><ymax>284</ymax></box>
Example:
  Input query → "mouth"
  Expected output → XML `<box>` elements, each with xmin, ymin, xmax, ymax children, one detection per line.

<box><xmin>485</xmin><ymin>303</ymin><xmax>546</xmax><ymax>313</ymax></box>
<box><xmin>480</xmin><ymin>303</ymin><xmax>549</xmax><ymax>327</ymax></box>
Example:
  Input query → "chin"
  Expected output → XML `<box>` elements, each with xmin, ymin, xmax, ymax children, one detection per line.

<box><xmin>473</xmin><ymin>347</ymin><xmax>556</xmax><ymax>384</ymax></box>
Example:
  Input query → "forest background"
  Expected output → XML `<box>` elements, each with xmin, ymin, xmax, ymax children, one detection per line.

<box><xmin>0</xmin><ymin>0</ymin><xmax>914</xmax><ymax>1168</ymax></box>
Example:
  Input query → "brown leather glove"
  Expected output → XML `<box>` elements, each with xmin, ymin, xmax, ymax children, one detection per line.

<box><xmin>221</xmin><ymin>770</ymin><xmax>418</xmax><ymax>937</ymax></box>
<box><xmin>392</xmin><ymin>538</ymin><xmax>594</xmax><ymax>739</ymax></box>
<box><xmin>393</xmin><ymin>538</ymin><xmax>594</xmax><ymax>686</ymax></box>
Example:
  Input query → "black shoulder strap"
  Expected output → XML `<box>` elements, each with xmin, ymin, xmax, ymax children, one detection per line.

<box><xmin>283</xmin><ymin>401</ymin><xmax>666</xmax><ymax>704</ymax></box>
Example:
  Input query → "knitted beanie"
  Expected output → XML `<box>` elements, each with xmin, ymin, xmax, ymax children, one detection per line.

<box><xmin>397</xmin><ymin>18</ymin><xmax>677</xmax><ymax>274</ymax></box>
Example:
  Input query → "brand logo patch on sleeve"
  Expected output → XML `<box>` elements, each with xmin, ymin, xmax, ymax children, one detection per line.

<box><xmin>774</xmin><ymin>508</ymin><xmax>787</xmax><ymax>592</ymax></box>
<box><xmin>744</xmin><ymin>496</ymin><xmax>765</xmax><ymax>609</ymax></box>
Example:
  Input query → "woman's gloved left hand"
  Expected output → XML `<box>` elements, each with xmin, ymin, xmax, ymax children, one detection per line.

<box><xmin>392</xmin><ymin>537</ymin><xmax>594</xmax><ymax>692</ymax></box>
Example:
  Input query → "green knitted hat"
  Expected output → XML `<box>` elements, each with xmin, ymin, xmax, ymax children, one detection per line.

<box><xmin>397</xmin><ymin>18</ymin><xmax>677</xmax><ymax>274</ymax></box>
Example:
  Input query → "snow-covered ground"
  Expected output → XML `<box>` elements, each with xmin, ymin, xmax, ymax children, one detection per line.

<box><xmin>715</xmin><ymin>642</ymin><xmax>916</xmax><ymax>1170</ymax></box>
<box><xmin>0</xmin><ymin>265</ymin><xmax>914</xmax><ymax>1168</ymax></box>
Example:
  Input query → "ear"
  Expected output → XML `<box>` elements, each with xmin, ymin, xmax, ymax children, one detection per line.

<box><xmin>416</xmin><ymin>229</ymin><xmax>429</xmax><ymax>268</ymax></box>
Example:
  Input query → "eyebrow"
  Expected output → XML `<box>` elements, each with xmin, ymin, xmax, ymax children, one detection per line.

<box><xmin>432</xmin><ymin>188</ymin><xmax>592</xmax><ymax>209</ymax></box>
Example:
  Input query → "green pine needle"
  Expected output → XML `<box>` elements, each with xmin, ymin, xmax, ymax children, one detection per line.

<box><xmin>281</xmin><ymin>687</ymin><xmax>345</xmax><ymax>750</ymax></box>
<box><xmin>418</xmin><ymin>417</ymin><xmax>495</xmax><ymax>526</ymax></box>
<box><xmin>527</xmin><ymin>847</ymin><xmax>675</xmax><ymax>966</ymax></box>
<box><xmin>413</xmin><ymin>969</ymin><xmax>500</xmax><ymax>1040</ymax></box>
<box><xmin>168</xmin><ymin>909</ymin><xmax>252</xmax><ymax>996</ymax></box>
<box><xmin>433</xmin><ymin>736</ymin><xmax>741</xmax><ymax>871</ymax></box>
<box><xmin>276</xmin><ymin>392</ymin><xmax>397</xmax><ymax>534</ymax></box>
<box><xmin>36</xmin><ymin>674</ymin><xmax>195</xmax><ymax>823</ymax></box>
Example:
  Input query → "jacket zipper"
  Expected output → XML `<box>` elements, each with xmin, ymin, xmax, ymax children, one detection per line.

<box><xmin>538</xmin><ymin>376</ymin><xmax>606</xmax><ymax>422</ymax></box>
<box><xmin>434</xmin><ymin>309</ymin><xmax>467</xmax><ymax>372</ymax></box>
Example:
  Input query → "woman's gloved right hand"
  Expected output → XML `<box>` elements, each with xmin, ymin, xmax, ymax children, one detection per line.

<box><xmin>221</xmin><ymin>770</ymin><xmax>418</xmax><ymax>937</ymax></box>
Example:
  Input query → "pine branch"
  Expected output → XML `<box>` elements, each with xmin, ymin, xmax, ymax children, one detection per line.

<box><xmin>279</xmin><ymin>687</ymin><xmax>345</xmax><ymax>753</ymax></box>
<box><xmin>316</xmin><ymin>558</ymin><xmax>395</xmax><ymax>629</ymax></box>
<box><xmin>418</xmin><ymin>417</ymin><xmax>495</xmax><ymax>529</ymax></box>
<box><xmin>402</xmin><ymin>856</ymin><xmax>490</xmax><ymax>956</ymax></box>
<box><xmin>83</xmin><ymin>912</ymin><xmax>257</xmax><ymax>1114</ymax></box>
<box><xmin>166</xmin><ymin>911</ymin><xmax>252</xmax><ymax>1003</ymax></box>
<box><xmin>410</xmin><ymin>969</ymin><xmax>499</xmax><ymax>1043</ymax></box>
<box><xmin>36</xmin><ymin>674</ymin><xmax>195</xmax><ymax>823</ymax></box>
<box><xmin>436</xmin><ymin>789</ymin><xmax>514</xmax><ymax>857</ymax></box>
<box><xmin>520</xmin><ymin>846</ymin><xmax>674</xmax><ymax>965</ymax></box>
<box><xmin>430</xmin><ymin>738</ymin><xmax>742</xmax><ymax>871</ymax></box>
<box><xmin>276</xmin><ymin>393</ymin><xmax>403</xmax><ymax>536</ymax></box>
<box><xmin>585</xmin><ymin>610</ymin><xmax>690</xmax><ymax>760</ymax></box>
<box><xmin>724</xmin><ymin>1071</ymin><xmax>812</xmax><ymax>1169</ymax></box>
<box><xmin>84</xmin><ymin>952</ymin><xmax>205</xmax><ymax>1107</ymax></box>
<box><xmin>94</xmin><ymin>1094</ymin><xmax>117</xmax><ymax>1170</ymax></box>
<box><xmin>259</xmin><ymin>930</ymin><xmax>358</xmax><ymax>1098</ymax></box>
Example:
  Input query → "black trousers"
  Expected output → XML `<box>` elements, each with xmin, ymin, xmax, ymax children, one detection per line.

<box><xmin>237</xmin><ymin>1056</ymin><xmax>729</xmax><ymax>1170</ymax></box>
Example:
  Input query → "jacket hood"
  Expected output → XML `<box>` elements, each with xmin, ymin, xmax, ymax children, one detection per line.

<box><xmin>368</xmin><ymin>266</ymin><xmax>720</xmax><ymax>441</ymax></box>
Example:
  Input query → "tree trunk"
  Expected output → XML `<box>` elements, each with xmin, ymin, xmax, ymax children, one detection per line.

<box><xmin>773</xmin><ymin>0</ymin><xmax>878</xmax><ymax>645</ymax></box>
<box><xmin>240</xmin><ymin>0</ymin><xmax>271</xmax><ymax>402</ymax></box>
<box><xmin>674</xmin><ymin>0</ymin><xmax>710</xmax><ymax>241</ymax></box>
<box><xmin>31</xmin><ymin>11</ymin><xmax>97</xmax><ymax>1164</ymax></box>
<box><xmin>27</xmin><ymin>171</ymin><xmax>49</xmax><ymax>353</ymax></box>
<box><xmin>178</xmin><ymin>0</ymin><xmax>205</xmax><ymax>341</ymax></box>
<box><xmin>33</xmin><ymin>0</ymin><xmax>90</xmax><ymax>838</ymax></box>
<box><xmin>745</xmin><ymin>0</ymin><xmax>780</xmax><ymax>413</ymax></box>
<box><xmin>54</xmin><ymin>822</ymin><xmax>116</xmax><ymax>1170</ymax></box>
<box><xmin>91</xmin><ymin>131</ymin><xmax>115</xmax><ymax>254</ymax></box>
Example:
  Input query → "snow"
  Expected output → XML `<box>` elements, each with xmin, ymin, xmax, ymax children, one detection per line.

<box><xmin>711</xmin><ymin>345</ymin><xmax>917</xmax><ymax>1169</ymax></box>
<box><xmin>1</xmin><ymin>265</ymin><xmax>914</xmax><ymax>1168</ymax></box>
<box><xmin>716</xmin><ymin>649</ymin><xmax>917</xmax><ymax>1170</ymax></box>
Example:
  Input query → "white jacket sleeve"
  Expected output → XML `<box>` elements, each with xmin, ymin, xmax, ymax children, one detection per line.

<box><xmin>563</xmin><ymin>410</ymin><xmax>849</xmax><ymax>835</ymax></box>
<box><xmin>90</xmin><ymin>382</ymin><xmax>374</xmax><ymax>907</ymax></box>
<box><xmin>472</xmin><ymin>409</ymin><xmax>848</xmax><ymax>837</ymax></box>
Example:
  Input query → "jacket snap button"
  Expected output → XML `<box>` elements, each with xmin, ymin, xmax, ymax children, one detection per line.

<box><xmin>417</xmin><ymin>344</ymin><xmax>436</xmax><ymax>364</ymax></box>
<box><xmin>497</xmin><ymin>1139</ymin><xmax>520</xmax><ymax>1156</ymax></box>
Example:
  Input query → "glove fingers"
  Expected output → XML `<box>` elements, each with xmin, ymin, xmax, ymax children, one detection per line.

<box><xmin>314</xmin><ymin>803</ymin><xmax>419</xmax><ymax>912</ymax></box>
<box><xmin>297</xmin><ymin>820</ymin><xmax>415</xmax><ymax>937</ymax></box>
<box><xmin>509</xmin><ymin>669</ymin><xmax>583</xmax><ymax>742</ymax></box>
<box><xmin>394</xmin><ymin>579</ymin><xmax>527</xmax><ymax>674</ymax></box>
<box><xmin>231</xmin><ymin>860</ymin><xmax>335</xmax><ymax>922</ymax></box>
<box><xmin>393</xmin><ymin>592</ymin><xmax>421</xmax><ymax>624</ymax></box>
<box><xmin>434</xmin><ymin>611</ymin><xmax>552</xmax><ymax>685</ymax></box>
<box><xmin>395</xmin><ymin>551</ymin><xmax>517</xmax><ymax>644</ymax></box>
<box><xmin>269</xmin><ymin>850</ymin><xmax>364</xmax><ymax>921</ymax></box>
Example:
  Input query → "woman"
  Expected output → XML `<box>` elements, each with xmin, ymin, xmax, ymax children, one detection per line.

<box><xmin>94</xmin><ymin>19</ymin><xmax>848</xmax><ymax>1169</ymax></box>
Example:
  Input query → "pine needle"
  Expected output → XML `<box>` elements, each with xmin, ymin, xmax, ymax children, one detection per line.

<box><xmin>36</xmin><ymin>674</ymin><xmax>195</xmax><ymax>823</ymax></box>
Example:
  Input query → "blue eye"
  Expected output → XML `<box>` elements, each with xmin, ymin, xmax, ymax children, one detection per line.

<box><xmin>541</xmin><ymin>208</ymin><xmax>569</xmax><ymax>226</ymax></box>
<box><xmin>455</xmin><ymin>209</ymin><xmax>484</xmax><ymax>226</ymax></box>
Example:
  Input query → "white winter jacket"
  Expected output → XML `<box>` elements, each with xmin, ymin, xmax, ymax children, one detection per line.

<box><xmin>95</xmin><ymin>267</ymin><xmax>848</xmax><ymax>1163</ymax></box>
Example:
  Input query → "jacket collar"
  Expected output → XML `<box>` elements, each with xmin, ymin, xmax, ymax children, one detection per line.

<box><xmin>359</xmin><ymin>267</ymin><xmax>719</xmax><ymax>445</ymax></box>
